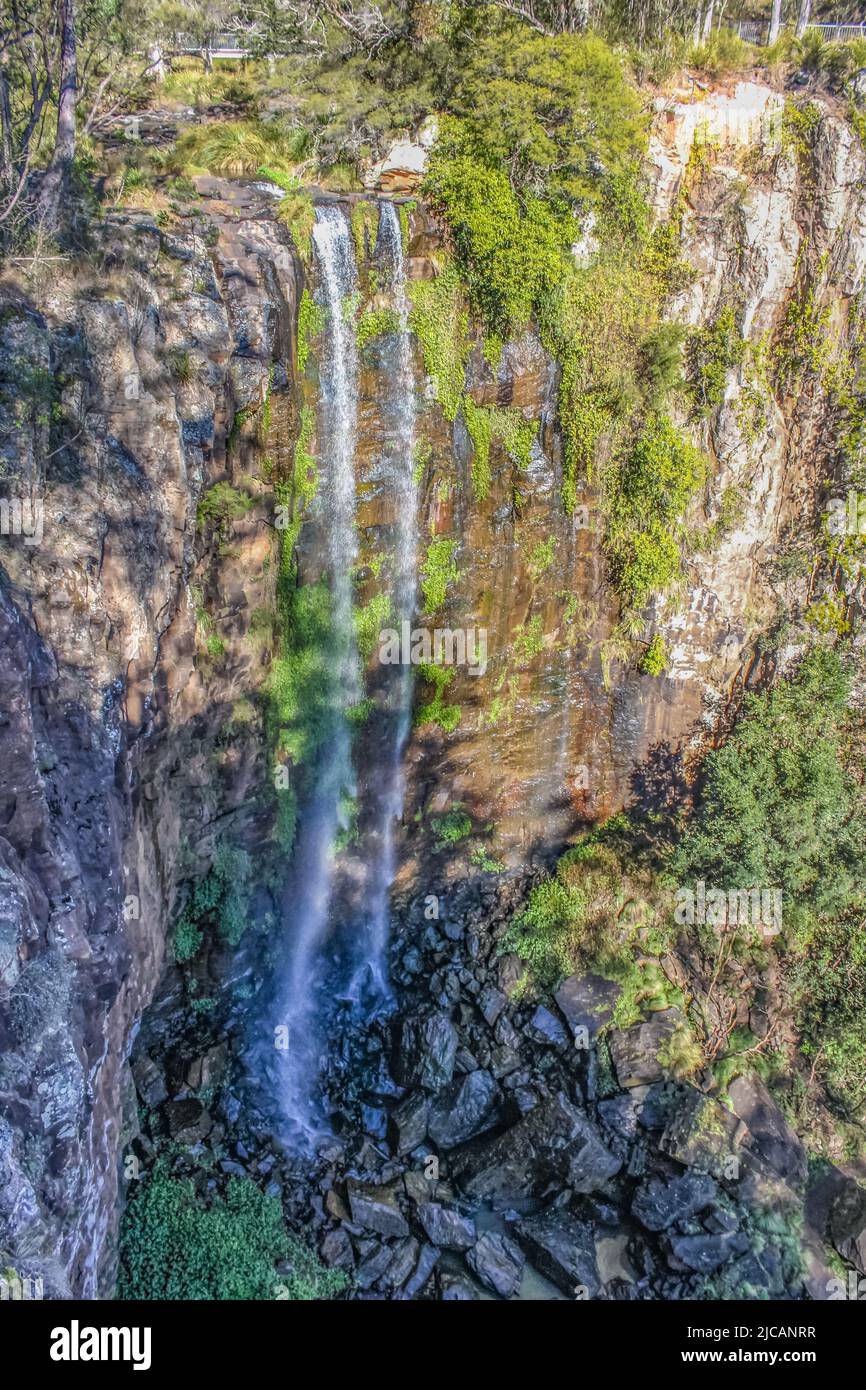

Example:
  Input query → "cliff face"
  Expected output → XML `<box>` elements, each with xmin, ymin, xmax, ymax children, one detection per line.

<box><xmin>0</xmin><ymin>80</ymin><xmax>863</xmax><ymax>1295</ymax></box>
<box><xmin>0</xmin><ymin>181</ymin><xmax>299</xmax><ymax>1294</ymax></box>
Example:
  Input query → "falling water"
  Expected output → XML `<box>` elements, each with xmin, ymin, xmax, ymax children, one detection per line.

<box><xmin>277</xmin><ymin>205</ymin><xmax>360</xmax><ymax>1143</ymax></box>
<box><xmin>347</xmin><ymin>199</ymin><xmax>419</xmax><ymax>1000</ymax></box>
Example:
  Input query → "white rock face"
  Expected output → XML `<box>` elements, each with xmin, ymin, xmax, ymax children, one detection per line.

<box><xmin>643</xmin><ymin>82</ymin><xmax>866</xmax><ymax>689</ymax></box>
<box><xmin>365</xmin><ymin>116</ymin><xmax>438</xmax><ymax>192</ymax></box>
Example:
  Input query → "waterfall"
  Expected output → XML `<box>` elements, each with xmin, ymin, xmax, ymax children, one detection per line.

<box><xmin>343</xmin><ymin>200</ymin><xmax>419</xmax><ymax>1006</ymax></box>
<box><xmin>277</xmin><ymin>204</ymin><xmax>359</xmax><ymax>1144</ymax></box>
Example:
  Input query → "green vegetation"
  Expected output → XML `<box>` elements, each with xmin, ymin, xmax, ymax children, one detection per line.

<box><xmin>174</xmin><ymin>122</ymin><xmax>305</xmax><ymax>177</ymax></box>
<box><xmin>196</xmin><ymin>481</ymin><xmax>255</xmax><ymax>534</ymax></box>
<box><xmin>408</xmin><ymin>261</ymin><xmax>470</xmax><ymax>421</ymax></box>
<box><xmin>356</xmin><ymin>306</ymin><xmax>401</xmax><ymax>351</ymax></box>
<box><xmin>354</xmin><ymin>591</ymin><xmax>393</xmax><ymax>662</ymax></box>
<box><xmin>265</xmin><ymin>170</ymin><xmax>316</xmax><ymax>262</ymax></box>
<box><xmin>605</xmin><ymin>414</ymin><xmax>706</xmax><ymax>611</ymax></box>
<box><xmin>672</xmin><ymin>649</ymin><xmax>863</xmax><ymax>942</ymax></box>
<box><xmin>415</xmin><ymin>661</ymin><xmax>461</xmax><ymax>733</ymax></box>
<box><xmin>297</xmin><ymin>289</ymin><xmax>325</xmax><ymax>372</ymax></box>
<box><xmin>119</xmin><ymin>1165</ymin><xmax>347</xmax><ymax>1301</ymax></box>
<box><xmin>431</xmin><ymin>805</ymin><xmax>472</xmax><ymax>845</ymax></box>
<box><xmin>173</xmin><ymin>841</ymin><xmax>252</xmax><ymax>962</ymax></box>
<box><xmin>688</xmin><ymin>305</ymin><xmax>745</xmax><ymax>411</ymax></box>
<box><xmin>463</xmin><ymin>398</ymin><xmax>538</xmax><ymax>501</ymax></box>
<box><xmin>350</xmin><ymin>200</ymin><xmax>379</xmax><ymax>262</ymax></box>
<box><xmin>638</xmin><ymin>632</ymin><xmax>668</xmax><ymax>676</ymax></box>
<box><xmin>420</xmin><ymin>536</ymin><xmax>460</xmax><ymax>614</ymax></box>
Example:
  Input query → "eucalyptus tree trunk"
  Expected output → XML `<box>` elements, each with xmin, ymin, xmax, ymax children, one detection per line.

<box><xmin>795</xmin><ymin>0</ymin><xmax>811</xmax><ymax>39</ymax></box>
<box><xmin>768</xmin><ymin>0</ymin><xmax>783</xmax><ymax>44</ymax></box>
<box><xmin>37</xmin><ymin>0</ymin><xmax>78</xmax><ymax>229</ymax></box>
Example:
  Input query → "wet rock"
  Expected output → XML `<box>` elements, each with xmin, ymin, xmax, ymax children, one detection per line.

<box><xmin>427</xmin><ymin>1069</ymin><xmax>501</xmax><ymax>1149</ymax></box>
<box><xmin>131</xmin><ymin>1054</ymin><xmax>167</xmax><ymax>1109</ymax></box>
<box><xmin>608</xmin><ymin>1010</ymin><xmax>682</xmax><ymax>1088</ymax></box>
<box><xmin>668</xmin><ymin>1231</ymin><xmax>750</xmax><ymax>1274</ymax></box>
<box><xmin>440</xmin><ymin>1271</ymin><xmax>478</xmax><ymax>1299</ymax></box>
<box><xmin>478</xmin><ymin>984</ymin><xmax>507</xmax><ymax>1026</ymax></box>
<box><xmin>631</xmin><ymin>1171</ymin><xmax>718</xmax><ymax>1232</ymax></box>
<box><xmin>320</xmin><ymin>1227</ymin><xmax>355</xmax><ymax>1271</ymax></box>
<box><xmin>466</xmin><ymin>1231</ymin><xmax>525</xmax><ymax>1297</ymax></box>
<box><xmin>393</xmin><ymin>1011</ymin><xmax>458</xmax><ymax>1093</ymax></box>
<box><xmin>452</xmin><ymin>1092</ymin><xmax>620</xmax><ymax>1202</ymax></box>
<box><xmin>346</xmin><ymin>1179</ymin><xmax>409</xmax><ymax>1240</ymax></box>
<box><xmin>164</xmin><ymin>1097</ymin><xmax>212</xmax><ymax>1144</ymax></box>
<box><xmin>527</xmin><ymin>1005</ymin><xmax>569</xmax><ymax>1048</ymax></box>
<box><xmin>387</xmin><ymin>1236</ymin><xmax>421</xmax><ymax>1290</ymax></box>
<box><xmin>515</xmin><ymin>1209</ymin><xmax>601</xmax><ymax>1299</ymax></box>
<box><xmin>554</xmin><ymin>974</ymin><xmax>621</xmax><ymax>1045</ymax></box>
<box><xmin>356</xmin><ymin>1242</ymin><xmax>395</xmax><ymax>1291</ymax></box>
<box><xmin>416</xmin><ymin>1202</ymin><xmax>477</xmax><ymax>1251</ymax></box>
<box><xmin>403</xmin><ymin>1241</ymin><xmax>440</xmax><ymax>1298</ymax></box>
<box><xmin>388</xmin><ymin>1092</ymin><xmax>430</xmax><ymax>1157</ymax></box>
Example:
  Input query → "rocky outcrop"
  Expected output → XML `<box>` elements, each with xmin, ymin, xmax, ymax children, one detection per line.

<box><xmin>0</xmin><ymin>180</ymin><xmax>300</xmax><ymax>1293</ymax></box>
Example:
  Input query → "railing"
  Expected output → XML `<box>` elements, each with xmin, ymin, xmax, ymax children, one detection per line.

<box><xmin>737</xmin><ymin>19</ymin><xmax>866</xmax><ymax>45</ymax></box>
<box><xmin>168</xmin><ymin>30</ymin><xmax>257</xmax><ymax>56</ymax></box>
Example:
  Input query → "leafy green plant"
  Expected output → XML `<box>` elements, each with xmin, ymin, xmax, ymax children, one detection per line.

<box><xmin>119</xmin><ymin>1165</ymin><xmax>346</xmax><ymax>1301</ymax></box>
<box><xmin>431</xmin><ymin>805</ymin><xmax>472</xmax><ymax>845</ymax></box>
<box><xmin>415</xmin><ymin>661</ymin><xmax>461</xmax><ymax>733</ymax></box>
<box><xmin>420</xmin><ymin>536</ymin><xmax>460</xmax><ymax>614</ymax></box>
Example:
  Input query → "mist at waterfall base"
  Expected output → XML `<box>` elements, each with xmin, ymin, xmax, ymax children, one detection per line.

<box><xmin>258</xmin><ymin>200</ymin><xmax>419</xmax><ymax>1152</ymax></box>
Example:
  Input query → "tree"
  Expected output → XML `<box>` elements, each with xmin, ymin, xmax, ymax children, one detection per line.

<box><xmin>795</xmin><ymin>0</ymin><xmax>811</xmax><ymax>39</ymax></box>
<box><xmin>36</xmin><ymin>0</ymin><xmax>76</xmax><ymax>226</ymax></box>
<box><xmin>768</xmin><ymin>0</ymin><xmax>783</xmax><ymax>44</ymax></box>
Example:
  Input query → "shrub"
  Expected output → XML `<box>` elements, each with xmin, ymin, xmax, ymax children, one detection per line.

<box><xmin>408</xmin><ymin>261</ymin><xmax>470</xmax><ymax>421</ymax></box>
<box><xmin>415</xmin><ymin>661</ymin><xmax>461</xmax><ymax>733</ymax></box>
<box><xmin>638</xmin><ymin>632</ymin><xmax>668</xmax><ymax>676</ymax></box>
<box><xmin>420</xmin><ymin>536</ymin><xmax>460</xmax><ymax>614</ymax></box>
<box><xmin>297</xmin><ymin>289</ymin><xmax>325</xmax><ymax>372</ymax></box>
<box><xmin>173</xmin><ymin>841</ymin><xmax>252</xmax><ymax>961</ymax></box>
<box><xmin>431</xmin><ymin>805</ymin><xmax>472</xmax><ymax>845</ymax></box>
<box><xmin>356</xmin><ymin>306</ymin><xmax>401</xmax><ymax>351</ymax></box>
<box><xmin>119</xmin><ymin>1166</ymin><xmax>346</xmax><ymax>1301</ymax></box>
<box><xmin>353</xmin><ymin>591</ymin><xmax>393</xmax><ymax>662</ymax></box>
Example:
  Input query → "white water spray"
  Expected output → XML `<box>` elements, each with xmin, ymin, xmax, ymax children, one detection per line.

<box><xmin>277</xmin><ymin>205</ymin><xmax>359</xmax><ymax>1142</ymax></box>
<box><xmin>349</xmin><ymin>200</ymin><xmax>419</xmax><ymax>999</ymax></box>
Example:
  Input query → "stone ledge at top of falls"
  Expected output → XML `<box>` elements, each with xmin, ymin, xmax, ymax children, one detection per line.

<box><xmin>363</xmin><ymin>117</ymin><xmax>438</xmax><ymax>193</ymax></box>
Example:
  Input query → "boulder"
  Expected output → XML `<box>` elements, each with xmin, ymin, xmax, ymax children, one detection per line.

<box><xmin>403</xmin><ymin>1241</ymin><xmax>440</xmax><ymax>1298</ymax></box>
<box><xmin>427</xmin><ymin>1070</ymin><xmax>501</xmax><ymax>1149</ymax></box>
<box><xmin>631</xmin><ymin>1171</ymin><xmax>718</xmax><ymax>1232</ymax></box>
<box><xmin>393</xmin><ymin>1011</ymin><xmax>458</xmax><ymax>1093</ymax></box>
<box><xmin>526</xmin><ymin>1005</ymin><xmax>569</xmax><ymax>1048</ymax></box>
<box><xmin>164</xmin><ymin>1097</ymin><xmax>211</xmax><ymax>1144</ymax></box>
<box><xmin>727</xmin><ymin>1075</ymin><xmax>807</xmax><ymax>1187</ymax></box>
<box><xmin>515</xmin><ymin>1208</ymin><xmax>601</xmax><ymax>1298</ymax></box>
<box><xmin>660</xmin><ymin>1086</ymin><xmax>743</xmax><ymax>1176</ymax></box>
<box><xmin>668</xmin><ymin>1231</ymin><xmax>750</xmax><ymax>1274</ymax></box>
<box><xmin>554</xmin><ymin>974</ymin><xmax>621</xmax><ymax>1045</ymax></box>
<box><xmin>607</xmin><ymin>1009</ymin><xmax>681</xmax><ymax>1088</ymax></box>
<box><xmin>415</xmin><ymin>1202</ymin><xmax>477</xmax><ymax>1252</ymax></box>
<box><xmin>440</xmin><ymin>1271</ymin><xmax>479</xmax><ymax>1299</ymax></box>
<box><xmin>388</xmin><ymin>1092</ymin><xmax>429</xmax><ymax>1157</ymax></box>
<box><xmin>830</xmin><ymin>1178</ymin><xmax>866</xmax><ymax>1275</ymax></box>
<box><xmin>466</xmin><ymin>1231</ymin><xmax>525</xmax><ymax>1297</ymax></box>
<box><xmin>452</xmin><ymin>1092</ymin><xmax>620</xmax><ymax>1202</ymax></box>
<box><xmin>346</xmin><ymin>1179</ymin><xmax>409</xmax><ymax>1240</ymax></box>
